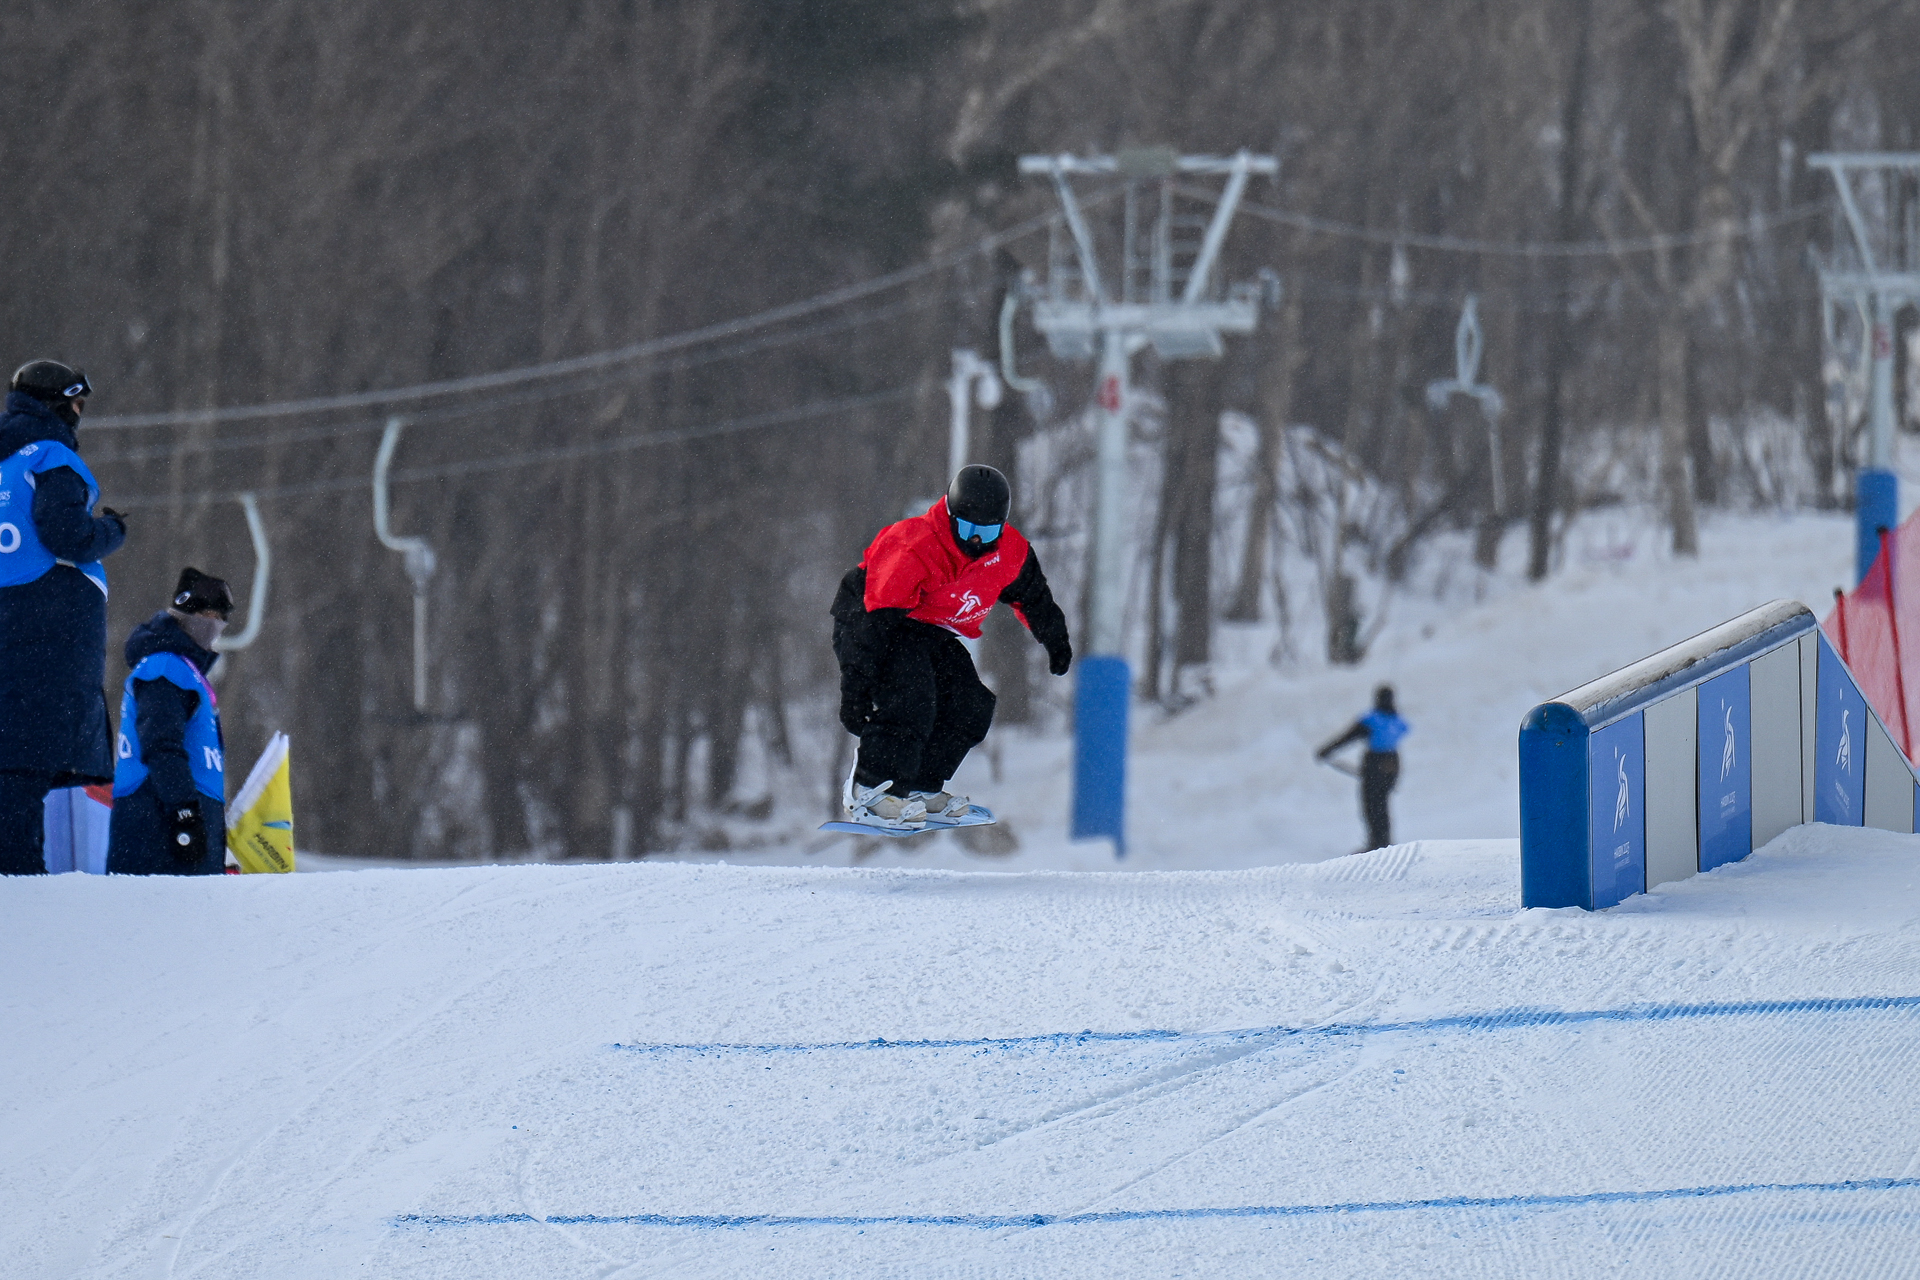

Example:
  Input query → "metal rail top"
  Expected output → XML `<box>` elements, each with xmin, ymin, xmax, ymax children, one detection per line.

<box><xmin>1534</xmin><ymin>599</ymin><xmax>1815</xmax><ymax>731</ymax></box>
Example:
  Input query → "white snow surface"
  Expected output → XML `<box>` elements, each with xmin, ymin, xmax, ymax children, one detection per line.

<box><xmin>12</xmin><ymin>506</ymin><xmax>1920</xmax><ymax>1277</ymax></box>
<box><xmin>7</xmin><ymin>825</ymin><xmax>1920</xmax><ymax>1278</ymax></box>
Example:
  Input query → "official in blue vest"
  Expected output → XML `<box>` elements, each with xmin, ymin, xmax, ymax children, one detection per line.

<box><xmin>107</xmin><ymin>570</ymin><xmax>232</xmax><ymax>876</ymax></box>
<box><xmin>0</xmin><ymin>361</ymin><xmax>127</xmax><ymax>876</ymax></box>
<box><xmin>1317</xmin><ymin>684</ymin><xmax>1410</xmax><ymax>852</ymax></box>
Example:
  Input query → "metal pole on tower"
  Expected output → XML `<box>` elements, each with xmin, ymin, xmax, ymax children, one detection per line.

<box><xmin>1808</xmin><ymin>153</ymin><xmax>1918</xmax><ymax>582</ymax></box>
<box><xmin>1072</xmin><ymin>327</ymin><xmax>1133</xmax><ymax>854</ymax></box>
<box><xmin>1862</xmin><ymin>295</ymin><xmax>1900</xmax><ymax>574</ymax></box>
<box><xmin>1017</xmin><ymin>148</ymin><xmax>1276</xmax><ymax>858</ymax></box>
<box><xmin>1088</xmin><ymin>329</ymin><xmax>1131</xmax><ymax>654</ymax></box>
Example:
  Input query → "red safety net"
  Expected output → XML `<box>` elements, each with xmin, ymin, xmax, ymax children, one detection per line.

<box><xmin>1823</xmin><ymin>520</ymin><xmax>1920</xmax><ymax>758</ymax></box>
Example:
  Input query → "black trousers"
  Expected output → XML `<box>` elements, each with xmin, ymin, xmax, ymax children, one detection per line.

<box><xmin>1361</xmin><ymin>750</ymin><xmax>1400</xmax><ymax>851</ymax></box>
<box><xmin>0</xmin><ymin>769</ymin><xmax>57</xmax><ymax>876</ymax></box>
<box><xmin>854</xmin><ymin>630</ymin><xmax>996</xmax><ymax>795</ymax></box>
<box><xmin>107</xmin><ymin>781</ymin><xmax>228</xmax><ymax>876</ymax></box>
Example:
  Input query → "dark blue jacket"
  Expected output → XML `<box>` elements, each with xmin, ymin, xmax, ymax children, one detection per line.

<box><xmin>0</xmin><ymin>392</ymin><xmax>126</xmax><ymax>779</ymax></box>
<box><xmin>106</xmin><ymin>612</ymin><xmax>226</xmax><ymax>876</ymax></box>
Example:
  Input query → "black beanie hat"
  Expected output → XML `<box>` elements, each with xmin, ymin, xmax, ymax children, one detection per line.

<box><xmin>172</xmin><ymin>567</ymin><xmax>234</xmax><ymax>619</ymax></box>
<box><xmin>10</xmin><ymin>360</ymin><xmax>90</xmax><ymax>402</ymax></box>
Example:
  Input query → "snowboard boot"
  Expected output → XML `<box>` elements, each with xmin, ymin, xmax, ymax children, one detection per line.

<box><xmin>909</xmin><ymin>790</ymin><xmax>972</xmax><ymax>821</ymax></box>
<box><xmin>843</xmin><ymin>777</ymin><xmax>927</xmax><ymax>829</ymax></box>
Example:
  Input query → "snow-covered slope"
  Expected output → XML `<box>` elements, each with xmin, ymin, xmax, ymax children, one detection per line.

<box><xmin>7</xmin><ymin>825</ymin><xmax>1920</xmax><ymax>1278</ymax></box>
<box><xmin>7</xmin><ymin>506</ymin><xmax>1901</xmax><ymax>1278</ymax></box>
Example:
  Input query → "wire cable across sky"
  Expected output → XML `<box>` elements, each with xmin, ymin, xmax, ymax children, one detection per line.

<box><xmin>87</xmin><ymin>211</ymin><xmax>1058</xmax><ymax>430</ymax></box>
<box><xmin>1232</xmin><ymin>195</ymin><xmax>1829</xmax><ymax>257</ymax></box>
<box><xmin>107</xmin><ymin>384</ymin><xmax>917</xmax><ymax>509</ymax></box>
<box><xmin>87</xmin><ymin>289</ymin><xmax>946</xmax><ymax>463</ymax></box>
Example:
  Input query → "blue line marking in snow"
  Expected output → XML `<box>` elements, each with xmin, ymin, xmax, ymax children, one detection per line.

<box><xmin>607</xmin><ymin>994</ymin><xmax>1920</xmax><ymax>1056</ymax></box>
<box><xmin>392</xmin><ymin>1176</ymin><xmax>1920</xmax><ymax>1232</ymax></box>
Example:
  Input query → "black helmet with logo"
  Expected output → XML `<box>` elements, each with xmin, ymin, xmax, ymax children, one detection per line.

<box><xmin>946</xmin><ymin>464</ymin><xmax>1011</xmax><ymax>556</ymax></box>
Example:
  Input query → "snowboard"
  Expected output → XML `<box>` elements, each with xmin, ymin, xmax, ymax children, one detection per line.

<box><xmin>819</xmin><ymin>804</ymin><xmax>996</xmax><ymax>839</ymax></box>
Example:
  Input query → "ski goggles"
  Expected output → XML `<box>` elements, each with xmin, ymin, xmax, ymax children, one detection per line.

<box><xmin>60</xmin><ymin>372</ymin><xmax>91</xmax><ymax>399</ymax></box>
<box><xmin>955</xmin><ymin>517</ymin><xmax>1002</xmax><ymax>543</ymax></box>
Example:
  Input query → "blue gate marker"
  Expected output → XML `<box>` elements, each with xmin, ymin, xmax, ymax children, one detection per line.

<box><xmin>1071</xmin><ymin>655</ymin><xmax>1129</xmax><ymax>856</ymax></box>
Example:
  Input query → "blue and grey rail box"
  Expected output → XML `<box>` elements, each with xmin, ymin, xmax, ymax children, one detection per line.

<box><xmin>1520</xmin><ymin>599</ymin><xmax>1920</xmax><ymax>910</ymax></box>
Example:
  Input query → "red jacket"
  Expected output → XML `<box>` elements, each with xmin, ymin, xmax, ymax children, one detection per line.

<box><xmin>861</xmin><ymin>499</ymin><xmax>1033</xmax><ymax>639</ymax></box>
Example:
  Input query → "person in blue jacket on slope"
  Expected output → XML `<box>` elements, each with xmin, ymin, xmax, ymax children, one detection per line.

<box><xmin>1316</xmin><ymin>684</ymin><xmax>1409</xmax><ymax>852</ymax></box>
<box><xmin>0</xmin><ymin>360</ymin><xmax>127</xmax><ymax>875</ymax></box>
<box><xmin>107</xmin><ymin>569</ymin><xmax>232</xmax><ymax>876</ymax></box>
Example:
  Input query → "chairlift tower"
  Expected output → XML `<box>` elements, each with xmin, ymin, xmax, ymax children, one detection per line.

<box><xmin>1015</xmin><ymin>147</ymin><xmax>1277</xmax><ymax>856</ymax></box>
<box><xmin>1808</xmin><ymin>153</ymin><xmax>1920</xmax><ymax>581</ymax></box>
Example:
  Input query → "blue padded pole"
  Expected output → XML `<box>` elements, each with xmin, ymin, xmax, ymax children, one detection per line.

<box><xmin>1519</xmin><ymin>702</ymin><xmax>1592</xmax><ymax>909</ymax></box>
<box><xmin>1857</xmin><ymin>467</ymin><xmax>1897</xmax><ymax>585</ymax></box>
<box><xmin>1071</xmin><ymin>655</ymin><xmax>1129</xmax><ymax>857</ymax></box>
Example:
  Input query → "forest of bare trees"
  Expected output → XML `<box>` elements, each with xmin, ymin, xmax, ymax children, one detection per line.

<box><xmin>5</xmin><ymin>0</ymin><xmax>1918</xmax><ymax>858</ymax></box>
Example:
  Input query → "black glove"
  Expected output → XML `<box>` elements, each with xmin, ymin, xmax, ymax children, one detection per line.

<box><xmin>839</xmin><ymin>672</ymin><xmax>875</xmax><ymax>735</ymax></box>
<box><xmin>99</xmin><ymin>506</ymin><xmax>126</xmax><ymax>524</ymax></box>
<box><xmin>169</xmin><ymin>800</ymin><xmax>206</xmax><ymax>863</ymax></box>
<box><xmin>1046</xmin><ymin>637</ymin><xmax>1073</xmax><ymax>676</ymax></box>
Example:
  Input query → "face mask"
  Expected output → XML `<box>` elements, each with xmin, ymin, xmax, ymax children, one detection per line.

<box><xmin>174</xmin><ymin>611</ymin><xmax>228</xmax><ymax>652</ymax></box>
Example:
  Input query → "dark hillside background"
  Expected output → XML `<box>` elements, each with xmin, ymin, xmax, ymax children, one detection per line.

<box><xmin>5</xmin><ymin>0</ymin><xmax>1916</xmax><ymax>857</ymax></box>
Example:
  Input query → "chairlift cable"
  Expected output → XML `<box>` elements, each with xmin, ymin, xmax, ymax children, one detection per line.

<box><xmin>86</xmin><ymin>210</ymin><xmax>1058</xmax><ymax>430</ymax></box>
<box><xmin>1229</xmin><ymin>194</ymin><xmax>1828</xmax><ymax>257</ymax></box>
<box><xmin>104</xmin><ymin>384</ymin><xmax>917</xmax><ymax>509</ymax></box>
<box><xmin>87</xmin><ymin>289</ymin><xmax>946</xmax><ymax>463</ymax></box>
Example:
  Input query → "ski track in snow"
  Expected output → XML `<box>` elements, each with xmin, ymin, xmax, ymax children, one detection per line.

<box><xmin>10</xmin><ymin>824</ymin><xmax>1920</xmax><ymax>1277</ymax></box>
<box><xmin>605</xmin><ymin>993</ymin><xmax>1920</xmax><ymax>1055</ymax></box>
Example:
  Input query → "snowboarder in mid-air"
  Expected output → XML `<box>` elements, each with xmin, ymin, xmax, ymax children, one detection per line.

<box><xmin>832</xmin><ymin>465</ymin><xmax>1071</xmax><ymax>829</ymax></box>
<box><xmin>1316</xmin><ymin>684</ymin><xmax>1409</xmax><ymax>852</ymax></box>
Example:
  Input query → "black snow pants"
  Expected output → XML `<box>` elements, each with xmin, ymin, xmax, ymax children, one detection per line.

<box><xmin>0</xmin><ymin>769</ymin><xmax>57</xmax><ymax>875</ymax></box>
<box><xmin>1361</xmin><ymin>750</ymin><xmax>1399</xmax><ymax>851</ymax></box>
<box><xmin>854</xmin><ymin>628</ymin><xmax>996</xmax><ymax>796</ymax></box>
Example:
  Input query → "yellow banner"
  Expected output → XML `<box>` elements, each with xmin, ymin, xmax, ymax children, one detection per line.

<box><xmin>227</xmin><ymin>732</ymin><xmax>295</xmax><ymax>873</ymax></box>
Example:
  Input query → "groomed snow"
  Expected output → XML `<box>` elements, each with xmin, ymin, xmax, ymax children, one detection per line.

<box><xmin>7</xmin><ymin>824</ymin><xmax>1920</xmax><ymax>1278</ymax></box>
<box><xmin>9</xmin><ymin>505</ymin><xmax>1915</xmax><ymax>1277</ymax></box>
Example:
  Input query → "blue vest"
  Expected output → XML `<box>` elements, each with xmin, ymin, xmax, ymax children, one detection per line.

<box><xmin>1361</xmin><ymin>709</ymin><xmax>1409</xmax><ymax>753</ymax></box>
<box><xmin>0</xmin><ymin>439</ymin><xmax>109</xmax><ymax>596</ymax></box>
<box><xmin>115</xmin><ymin>652</ymin><xmax>224</xmax><ymax>802</ymax></box>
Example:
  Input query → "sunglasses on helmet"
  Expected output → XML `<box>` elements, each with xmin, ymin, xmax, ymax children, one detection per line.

<box><xmin>955</xmin><ymin>517</ymin><xmax>1002</xmax><ymax>544</ymax></box>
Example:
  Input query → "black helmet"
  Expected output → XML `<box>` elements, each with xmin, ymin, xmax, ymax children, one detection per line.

<box><xmin>1374</xmin><ymin>684</ymin><xmax>1396</xmax><ymax>713</ymax></box>
<box><xmin>11</xmin><ymin>360</ymin><xmax>91</xmax><ymax>403</ymax></box>
<box><xmin>172</xmin><ymin>567</ymin><xmax>235</xmax><ymax>620</ymax></box>
<box><xmin>946</xmin><ymin>464</ymin><xmax>1011</xmax><ymax>555</ymax></box>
